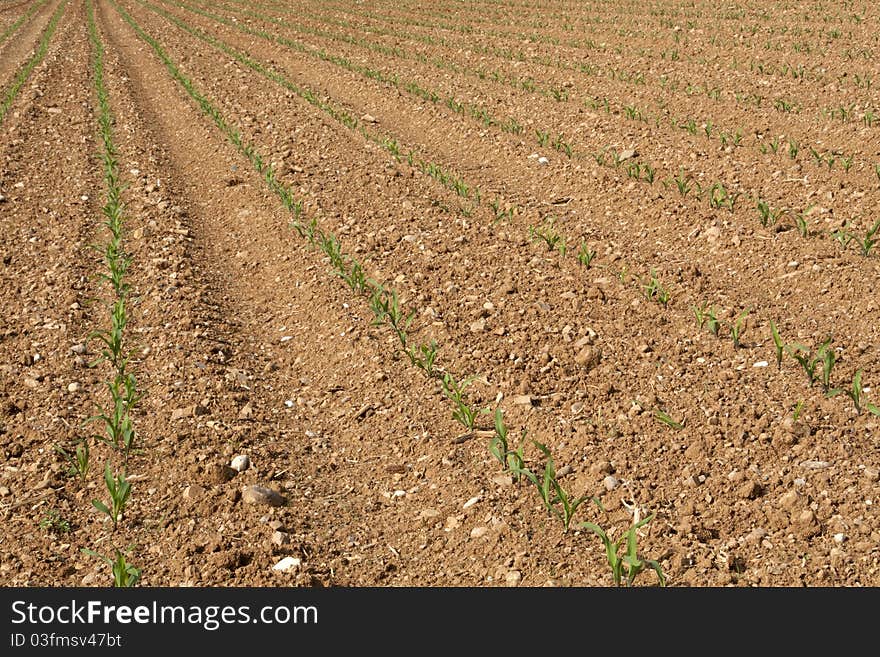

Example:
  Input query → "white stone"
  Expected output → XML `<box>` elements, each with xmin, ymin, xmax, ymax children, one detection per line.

<box><xmin>272</xmin><ymin>557</ymin><xmax>302</xmax><ymax>572</ymax></box>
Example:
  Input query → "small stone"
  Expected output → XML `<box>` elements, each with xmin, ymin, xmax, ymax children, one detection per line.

<box><xmin>66</xmin><ymin>382</ymin><xmax>82</xmax><ymax>393</ymax></box>
<box><xmin>864</xmin><ymin>467</ymin><xmax>879</xmax><ymax>482</ymax></box>
<box><xmin>23</xmin><ymin>377</ymin><xmax>39</xmax><ymax>389</ymax></box>
<box><xmin>171</xmin><ymin>407</ymin><xmax>192</xmax><ymax>420</ymax></box>
<box><xmin>590</xmin><ymin>461</ymin><xmax>613</xmax><ymax>475</ymax></box>
<box><xmin>745</xmin><ymin>527</ymin><xmax>767</xmax><ymax>545</ymax></box>
<box><xmin>207</xmin><ymin>464</ymin><xmax>237</xmax><ymax>484</ymax></box>
<box><xmin>463</xmin><ymin>495</ymin><xmax>481</xmax><ymax>509</ymax></box>
<box><xmin>470</xmin><ymin>318</ymin><xmax>486</xmax><ymax>333</ymax></box>
<box><xmin>619</xmin><ymin>149</ymin><xmax>636</xmax><ymax>161</ymax></box>
<box><xmin>419</xmin><ymin>508</ymin><xmax>440</xmax><ymax>521</ymax></box>
<box><xmin>793</xmin><ymin>509</ymin><xmax>820</xmax><ymax>538</ymax></box>
<box><xmin>753</xmin><ymin>361</ymin><xmax>769</xmax><ymax>368</ymax></box>
<box><xmin>705</xmin><ymin>226</ymin><xmax>722</xmax><ymax>242</ymax></box>
<box><xmin>800</xmin><ymin>460</ymin><xmax>830</xmax><ymax>470</ymax></box>
<box><xmin>0</xmin><ymin>486</ymin><xmax>10</xmax><ymax>497</ymax></box>
<box><xmin>574</xmin><ymin>345</ymin><xmax>601</xmax><ymax>371</ymax></box>
<box><xmin>71</xmin><ymin>344</ymin><xmax>87</xmax><ymax>355</ymax></box>
<box><xmin>833</xmin><ymin>533</ymin><xmax>846</xmax><ymax>544</ymax></box>
<box><xmin>231</xmin><ymin>455</ymin><xmax>251</xmax><ymax>472</ymax></box>
<box><xmin>505</xmin><ymin>570</ymin><xmax>522</xmax><ymax>587</ymax></box>
<box><xmin>512</xmin><ymin>395</ymin><xmax>534</xmax><ymax>406</ymax></box>
<box><xmin>738</xmin><ymin>481</ymin><xmax>762</xmax><ymax>500</ymax></box>
<box><xmin>779</xmin><ymin>489</ymin><xmax>801</xmax><ymax>509</ymax></box>
<box><xmin>830</xmin><ymin>547</ymin><xmax>848</xmax><ymax>568</ymax></box>
<box><xmin>603</xmin><ymin>475</ymin><xmax>619</xmax><ymax>491</ymax></box>
<box><xmin>242</xmin><ymin>485</ymin><xmax>285</xmax><ymax>507</ymax></box>
<box><xmin>491</xmin><ymin>475</ymin><xmax>513</xmax><ymax>487</ymax></box>
<box><xmin>238</xmin><ymin>402</ymin><xmax>253</xmax><ymax>420</ymax></box>
<box><xmin>444</xmin><ymin>516</ymin><xmax>460</xmax><ymax>532</ymax></box>
<box><xmin>360</xmin><ymin>113</ymin><xmax>377</xmax><ymax>123</ymax></box>
<box><xmin>183</xmin><ymin>484</ymin><xmax>205</xmax><ymax>501</ymax></box>
<box><xmin>537</xmin><ymin>156</ymin><xmax>549</xmax><ymax>165</ymax></box>
<box><xmin>272</xmin><ymin>557</ymin><xmax>301</xmax><ymax>572</ymax></box>
<box><xmin>470</xmin><ymin>526</ymin><xmax>488</xmax><ymax>539</ymax></box>
<box><xmin>271</xmin><ymin>531</ymin><xmax>291</xmax><ymax>546</ymax></box>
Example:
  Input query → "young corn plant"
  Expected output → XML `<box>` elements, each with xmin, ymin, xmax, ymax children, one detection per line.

<box><xmin>441</xmin><ymin>373</ymin><xmax>486</xmax><ymax>432</ymax></box>
<box><xmin>770</xmin><ymin>320</ymin><xmax>785</xmax><ymax>370</ymax></box>
<box><xmin>578</xmin><ymin>513</ymin><xmax>666</xmax><ymax>587</ymax></box>
<box><xmin>654</xmin><ymin>408</ymin><xmax>684</xmax><ymax>430</ymax></box>
<box><xmin>693</xmin><ymin>301</ymin><xmax>718</xmax><ymax>335</ymax></box>
<box><xmin>552</xmin><ymin>133</ymin><xmax>572</xmax><ymax>157</ymax></box>
<box><xmin>787</xmin><ymin>337</ymin><xmax>833</xmax><ymax>387</ymax></box>
<box><xmin>855</xmin><ymin>219</ymin><xmax>880</xmax><ymax>256</ymax></box>
<box><xmin>641</xmin><ymin>269</ymin><xmax>671</xmax><ymax>307</ymax></box>
<box><xmin>730</xmin><ymin>307</ymin><xmax>751</xmax><ymax>348</ymax></box>
<box><xmin>405</xmin><ymin>339</ymin><xmax>439</xmax><ymax>378</ymax></box>
<box><xmin>369</xmin><ymin>286</ymin><xmax>414</xmax><ymax>350</ymax></box>
<box><xmin>672</xmin><ymin>169</ymin><xmax>692</xmax><ymax>197</ymax></box>
<box><xmin>793</xmin><ymin>206</ymin><xmax>813</xmax><ymax>237</ymax></box>
<box><xmin>488</xmin><ymin>409</ymin><xmax>526</xmax><ymax>478</ymax></box>
<box><xmin>82</xmin><ymin>548</ymin><xmax>141</xmax><ymax>587</ymax></box>
<box><xmin>92</xmin><ymin>462</ymin><xmax>132</xmax><ymax>531</ymax></box>
<box><xmin>529</xmin><ymin>219</ymin><xmax>565</xmax><ymax>254</ymax></box>
<box><xmin>56</xmin><ymin>440</ymin><xmax>91</xmax><ymax>483</ymax></box>
<box><xmin>576</xmin><ymin>241</ymin><xmax>597</xmax><ymax>268</ymax></box>
<box><xmin>757</xmin><ymin>199</ymin><xmax>786</xmax><ymax>227</ymax></box>
<box><xmin>828</xmin><ymin>369</ymin><xmax>880</xmax><ymax>416</ymax></box>
<box><xmin>510</xmin><ymin>441</ymin><xmax>594</xmax><ymax>532</ymax></box>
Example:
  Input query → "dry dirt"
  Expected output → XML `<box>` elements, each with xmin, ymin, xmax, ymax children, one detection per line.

<box><xmin>1</xmin><ymin>0</ymin><xmax>879</xmax><ymax>588</ymax></box>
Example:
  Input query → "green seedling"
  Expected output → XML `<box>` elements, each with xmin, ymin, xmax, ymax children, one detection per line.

<box><xmin>369</xmin><ymin>286</ymin><xmax>414</xmax><ymax>349</ymax></box>
<box><xmin>709</xmin><ymin>182</ymin><xmax>738</xmax><ymax>211</ymax></box>
<box><xmin>488</xmin><ymin>409</ymin><xmax>526</xmax><ymax>478</ymax></box>
<box><xmin>828</xmin><ymin>368</ymin><xmax>880</xmax><ymax>415</ymax></box>
<box><xmin>654</xmin><ymin>408</ymin><xmax>684</xmax><ymax>430</ymax></box>
<box><xmin>673</xmin><ymin>169</ymin><xmax>692</xmax><ymax>197</ymax></box>
<box><xmin>509</xmin><ymin>441</ymin><xmax>556</xmax><ymax>515</ymax></box>
<box><xmin>577</xmin><ymin>241</ymin><xmax>596</xmax><ymax>268</ymax></box>
<box><xmin>406</xmin><ymin>339</ymin><xmax>439</xmax><ymax>377</ymax></box>
<box><xmin>819</xmin><ymin>341</ymin><xmax>837</xmax><ymax>392</ymax></box>
<box><xmin>510</xmin><ymin>441</ymin><xmax>594</xmax><ymax>532</ymax></box>
<box><xmin>787</xmin><ymin>337</ymin><xmax>833</xmax><ymax>387</ymax></box>
<box><xmin>536</xmin><ymin>129</ymin><xmax>550</xmax><ymax>146</ymax></box>
<box><xmin>441</xmin><ymin>373</ymin><xmax>486</xmax><ymax>432</ymax></box>
<box><xmin>529</xmin><ymin>220</ymin><xmax>565</xmax><ymax>253</ymax></box>
<box><xmin>39</xmin><ymin>509</ymin><xmax>71</xmax><ymax>534</ymax></box>
<box><xmin>82</xmin><ymin>548</ymin><xmax>141</xmax><ymax>587</ymax></box>
<box><xmin>92</xmin><ymin>462</ymin><xmax>132</xmax><ymax>531</ymax></box>
<box><xmin>832</xmin><ymin>223</ymin><xmax>854</xmax><ymax>249</ymax></box>
<box><xmin>769</xmin><ymin>320</ymin><xmax>785</xmax><ymax>370</ymax></box>
<box><xmin>793</xmin><ymin>206</ymin><xmax>813</xmax><ymax>237</ymax></box>
<box><xmin>641</xmin><ymin>269</ymin><xmax>671</xmax><ymax>307</ymax></box>
<box><xmin>792</xmin><ymin>400</ymin><xmax>805</xmax><ymax>422</ymax></box>
<box><xmin>756</xmin><ymin>199</ymin><xmax>786</xmax><ymax>227</ymax></box>
<box><xmin>56</xmin><ymin>440</ymin><xmax>90</xmax><ymax>482</ymax></box>
<box><xmin>578</xmin><ymin>513</ymin><xmax>666</xmax><ymax>587</ymax></box>
<box><xmin>855</xmin><ymin>219</ymin><xmax>880</xmax><ymax>256</ymax></box>
<box><xmin>730</xmin><ymin>307</ymin><xmax>751</xmax><ymax>348</ymax></box>
<box><xmin>552</xmin><ymin>133</ymin><xmax>572</xmax><ymax>157</ymax></box>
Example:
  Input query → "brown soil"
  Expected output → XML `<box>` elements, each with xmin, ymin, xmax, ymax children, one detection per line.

<box><xmin>1</xmin><ymin>0</ymin><xmax>879</xmax><ymax>588</ymax></box>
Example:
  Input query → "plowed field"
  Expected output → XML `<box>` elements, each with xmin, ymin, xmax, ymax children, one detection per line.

<box><xmin>1</xmin><ymin>0</ymin><xmax>879</xmax><ymax>587</ymax></box>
